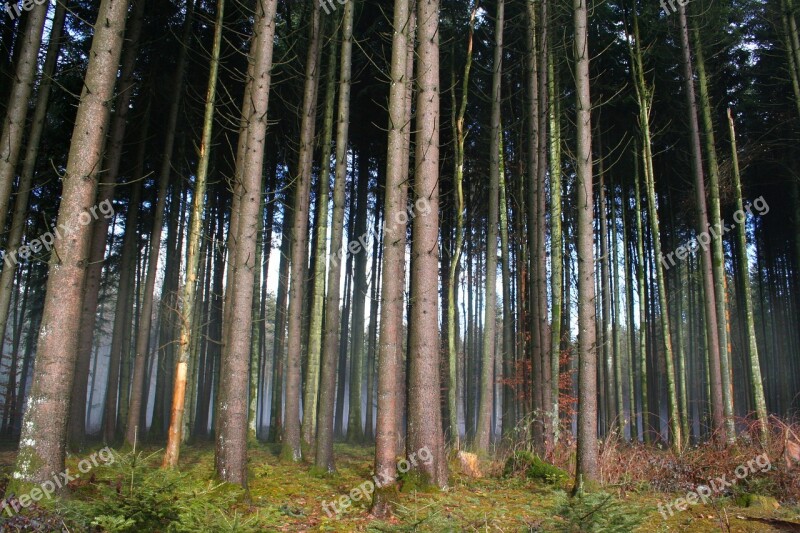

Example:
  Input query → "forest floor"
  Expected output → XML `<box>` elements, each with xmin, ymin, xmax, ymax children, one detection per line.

<box><xmin>0</xmin><ymin>442</ymin><xmax>798</xmax><ymax>531</ymax></box>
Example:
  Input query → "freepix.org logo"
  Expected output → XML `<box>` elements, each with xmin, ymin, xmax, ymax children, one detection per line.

<box><xmin>4</xmin><ymin>0</ymin><xmax>53</xmax><ymax>21</ymax></box>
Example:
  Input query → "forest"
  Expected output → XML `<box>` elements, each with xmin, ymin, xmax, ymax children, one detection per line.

<box><xmin>0</xmin><ymin>0</ymin><xmax>799</xmax><ymax>530</ymax></box>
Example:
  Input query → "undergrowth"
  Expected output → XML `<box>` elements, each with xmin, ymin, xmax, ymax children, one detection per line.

<box><xmin>56</xmin><ymin>449</ymin><xmax>268</xmax><ymax>532</ymax></box>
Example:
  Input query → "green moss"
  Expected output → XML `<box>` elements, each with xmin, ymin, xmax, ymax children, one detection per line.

<box><xmin>398</xmin><ymin>469</ymin><xmax>437</xmax><ymax>493</ymax></box>
<box><xmin>735</xmin><ymin>493</ymin><xmax>779</xmax><ymax>510</ymax></box>
<box><xmin>309</xmin><ymin>465</ymin><xmax>335</xmax><ymax>478</ymax></box>
<box><xmin>503</xmin><ymin>451</ymin><xmax>569</xmax><ymax>485</ymax></box>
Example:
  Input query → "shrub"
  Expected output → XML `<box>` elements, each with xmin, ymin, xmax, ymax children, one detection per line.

<box><xmin>59</xmin><ymin>450</ymin><xmax>256</xmax><ymax>532</ymax></box>
<box><xmin>545</xmin><ymin>490</ymin><xmax>648</xmax><ymax>532</ymax></box>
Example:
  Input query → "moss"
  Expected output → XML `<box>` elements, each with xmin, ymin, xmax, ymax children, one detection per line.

<box><xmin>308</xmin><ymin>465</ymin><xmax>335</xmax><ymax>478</ymax></box>
<box><xmin>735</xmin><ymin>493</ymin><xmax>779</xmax><ymax>510</ymax></box>
<box><xmin>503</xmin><ymin>451</ymin><xmax>569</xmax><ymax>485</ymax></box>
<box><xmin>398</xmin><ymin>469</ymin><xmax>437</xmax><ymax>493</ymax></box>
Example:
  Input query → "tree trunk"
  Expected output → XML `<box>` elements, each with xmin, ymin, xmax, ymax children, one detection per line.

<box><xmin>573</xmin><ymin>0</ymin><xmax>599</xmax><ymax>491</ymax></box>
<box><xmin>447</xmin><ymin>3</ymin><xmax>476</xmax><ymax>449</ymax></box>
<box><xmin>71</xmin><ymin>0</ymin><xmax>148</xmax><ymax>449</ymax></box>
<box><xmin>372</xmin><ymin>1</ymin><xmax>414</xmax><ymax>514</ymax></box>
<box><xmin>214</xmin><ymin>0</ymin><xmax>279</xmax><ymax>485</ymax></box>
<box><xmin>10</xmin><ymin>0</ymin><xmax>130</xmax><ymax>489</ymax></box>
<box><xmin>162</xmin><ymin>0</ymin><xmax>226</xmax><ymax>469</ymax></box>
<box><xmin>283</xmin><ymin>1</ymin><xmax>322</xmax><ymax>462</ymax></box>
<box><xmin>727</xmin><ymin>108</ymin><xmax>768</xmax><ymax>442</ymax></box>
<box><xmin>0</xmin><ymin>0</ymin><xmax>49</xmax><ymax>240</ymax></box>
<box><xmin>476</xmin><ymin>0</ymin><xmax>503</xmax><ymax>454</ymax></box>
<box><xmin>676</xmin><ymin>3</ymin><xmax>725</xmax><ymax>441</ymax></box>
<box><xmin>408</xmin><ymin>0</ymin><xmax>447</xmax><ymax>488</ymax></box>
<box><xmin>547</xmin><ymin>43</ymin><xmax>562</xmax><ymax>442</ymax></box>
<box><xmin>123</xmin><ymin>0</ymin><xmax>194</xmax><ymax>447</ymax></box>
<box><xmin>301</xmin><ymin>34</ymin><xmax>337</xmax><ymax>448</ymax></box>
<box><xmin>315</xmin><ymin>0</ymin><xmax>356</xmax><ymax>472</ymax></box>
<box><xmin>346</xmin><ymin>152</ymin><xmax>370</xmax><ymax>443</ymax></box>
<box><xmin>0</xmin><ymin>0</ymin><xmax>65</xmax><ymax>436</ymax></box>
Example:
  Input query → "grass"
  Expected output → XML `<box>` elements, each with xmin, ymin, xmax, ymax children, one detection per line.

<box><xmin>0</xmin><ymin>442</ymin><xmax>796</xmax><ymax>531</ymax></box>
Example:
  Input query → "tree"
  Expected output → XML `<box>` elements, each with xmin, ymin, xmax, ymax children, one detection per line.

<box><xmin>676</xmin><ymin>2</ymin><xmax>726</xmax><ymax>441</ymax></box>
<box><xmin>573</xmin><ymin>0</ymin><xmax>599</xmax><ymax>492</ymax></box>
<box><xmin>315</xmin><ymin>0</ymin><xmax>356</xmax><ymax>472</ymax></box>
<box><xmin>407</xmin><ymin>0</ymin><xmax>447</xmax><ymax>488</ymax></box>
<box><xmin>0</xmin><ymin>0</ymin><xmax>49</xmax><ymax>241</ymax></box>
<box><xmin>476</xmin><ymin>0</ymin><xmax>503</xmax><ymax>453</ymax></box>
<box><xmin>727</xmin><ymin>108</ymin><xmax>768</xmax><ymax>442</ymax></box>
<box><xmin>215</xmin><ymin>0</ymin><xmax>280</xmax><ymax>485</ymax></box>
<box><xmin>372</xmin><ymin>0</ymin><xmax>413</xmax><ymax>516</ymax></box>
<box><xmin>302</xmin><ymin>31</ymin><xmax>338</xmax><ymax>447</ymax></box>
<box><xmin>282</xmin><ymin>0</ymin><xmax>322</xmax><ymax>462</ymax></box>
<box><xmin>9</xmin><ymin>0</ymin><xmax>131</xmax><ymax>489</ymax></box>
<box><xmin>124</xmin><ymin>0</ymin><xmax>195</xmax><ymax>448</ymax></box>
<box><xmin>163</xmin><ymin>0</ymin><xmax>227</xmax><ymax>469</ymax></box>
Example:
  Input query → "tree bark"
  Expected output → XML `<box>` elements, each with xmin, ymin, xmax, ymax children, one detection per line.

<box><xmin>573</xmin><ymin>0</ymin><xmax>599</xmax><ymax>491</ymax></box>
<box><xmin>372</xmin><ymin>1</ymin><xmax>414</xmax><ymax>514</ymax></box>
<box><xmin>10</xmin><ymin>0</ymin><xmax>131</xmax><ymax>489</ymax></box>
<box><xmin>315</xmin><ymin>0</ymin><xmax>356</xmax><ymax>471</ymax></box>
<box><xmin>727</xmin><ymin>108</ymin><xmax>768</xmax><ymax>442</ymax></box>
<box><xmin>0</xmin><ymin>0</ymin><xmax>49</xmax><ymax>241</ymax></box>
<box><xmin>476</xmin><ymin>0</ymin><xmax>503</xmax><ymax>454</ymax></box>
<box><xmin>301</xmin><ymin>33</ymin><xmax>337</xmax><ymax>447</ymax></box>
<box><xmin>215</xmin><ymin>0</ymin><xmax>279</xmax><ymax>485</ymax></box>
<box><xmin>282</xmin><ymin>0</ymin><xmax>322</xmax><ymax>462</ymax></box>
<box><xmin>0</xmin><ymin>0</ymin><xmax>65</xmax><ymax>435</ymax></box>
<box><xmin>676</xmin><ymin>3</ymin><xmax>725</xmax><ymax>441</ymax></box>
<box><xmin>162</xmin><ymin>0</ymin><xmax>227</xmax><ymax>469</ymax></box>
<box><xmin>408</xmin><ymin>0</ymin><xmax>447</xmax><ymax>488</ymax></box>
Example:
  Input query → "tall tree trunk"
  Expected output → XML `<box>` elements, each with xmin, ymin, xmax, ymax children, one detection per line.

<box><xmin>692</xmin><ymin>27</ymin><xmax>735</xmax><ymax>443</ymax></box>
<box><xmin>573</xmin><ymin>0</ymin><xmax>599</xmax><ymax>492</ymax></box>
<box><xmin>301</xmin><ymin>34</ymin><xmax>337</xmax><ymax>448</ymax></box>
<box><xmin>0</xmin><ymin>0</ymin><xmax>49</xmax><ymax>240</ymax></box>
<box><xmin>282</xmin><ymin>1</ymin><xmax>322</xmax><ymax>462</ymax></box>
<box><xmin>9</xmin><ymin>0</ymin><xmax>130</xmax><ymax>489</ymax></box>
<box><xmin>372</xmin><ymin>1</ymin><xmax>414</xmax><ymax>515</ymax></box>
<box><xmin>315</xmin><ymin>0</ymin><xmax>356</xmax><ymax>472</ymax></box>
<box><xmin>547</xmin><ymin>43</ymin><xmax>562</xmax><ymax>442</ymax></box>
<box><xmin>364</xmin><ymin>210</ymin><xmax>382</xmax><ymax>442</ymax></box>
<box><xmin>676</xmin><ymin>3</ymin><xmax>725</xmax><ymax>442</ymax></box>
<box><xmin>346</xmin><ymin>153</ymin><xmax>370</xmax><ymax>443</ymax></box>
<box><xmin>269</xmin><ymin>190</ymin><xmax>292</xmax><ymax>441</ymax></box>
<box><xmin>632</xmin><ymin>146</ymin><xmax>649</xmax><ymax>443</ymax></box>
<box><xmin>408</xmin><ymin>0</ymin><xmax>447</xmax><ymax>488</ymax></box>
<box><xmin>598</xmin><ymin>151</ymin><xmax>615</xmax><ymax>433</ymax></box>
<box><xmin>71</xmin><ymin>0</ymin><xmax>148</xmax><ymax>448</ymax></box>
<box><xmin>215</xmin><ymin>0</ymin><xmax>279</xmax><ymax>485</ymax></box>
<box><xmin>0</xmin><ymin>0</ymin><xmax>65</xmax><ymax>432</ymax></box>
<box><xmin>123</xmin><ymin>0</ymin><xmax>194</xmax><ymax>447</ymax></box>
<box><xmin>103</xmin><ymin>181</ymin><xmax>142</xmax><ymax>444</ymax></box>
<box><xmin>727</xmin><ymin>108</ymin><xmax>768</xmax><ymax>442</ymax></box>
<box><xmin>525</xmin><ymin>0</ymin><xmax>544</xmax><ymax>452</ymax></box>
<box><xmin>447</xmin><ymin>3</ymin><xmax>476</xmax><ymax>449</ymax></box>
<box><xmin>476</xmin><ymin>0</ymin><xmax>503</xmax><ymax>454</ymax></box>
<box><xmin>162</xmin><ymin>0</ymin><xmax>226</xmax><ymax>469</ymax></box>
<box><xmin>627</xmin><ymin>9</ymin><xmax>681</xmax><ymax>450</ymax></box>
